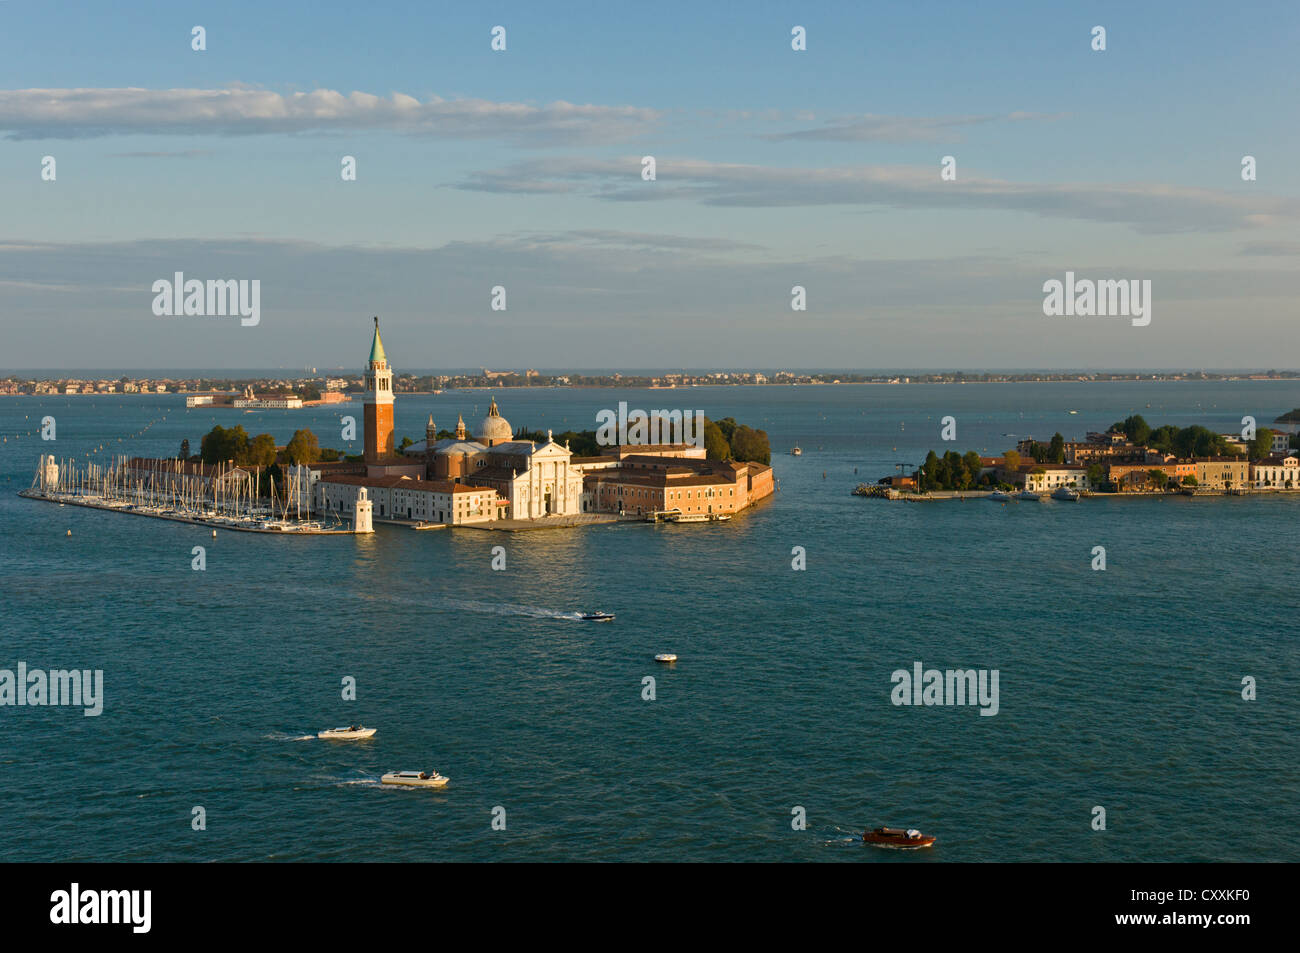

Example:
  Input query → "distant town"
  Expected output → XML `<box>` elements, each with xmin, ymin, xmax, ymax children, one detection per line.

<box><xmin>2</xmin><ymin>368</ymin><xmax>1299</xmax><ymax>398</ymax></box>
<box><xmin>861</xmin><ymin>410</ymin><xmax>1300</xmax><ymax>500</ymax></box>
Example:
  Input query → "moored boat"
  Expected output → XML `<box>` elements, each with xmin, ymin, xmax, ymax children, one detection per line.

<box><xmin>1014</xmin><ymin>490</ymin><xmax>1042</xmax><ymax>502</ymax></box>
<box><xmin>381</xmin><ymin>770</ymin><xmax>448</xmax><ymax>788</ymax></box>
<box><xmin>863</xmin><ymin>827</ymin><xmax>936</xmax><ymax>849</ymax></box>
<box><xmin>1051</xmin><ymin>487</ymin><xmax>1080</xmax><ymax>501</ymax></box>
<box><xmin>988</xmin><ymin>490</ymin><xmax>1012</xmax><ymax>502</ymax></box>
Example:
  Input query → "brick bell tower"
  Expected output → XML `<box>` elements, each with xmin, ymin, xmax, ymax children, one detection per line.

<box><xmin>363</xmin><ymin>316</ymin><xmax>395</xmax><ymax>464</ymax></box>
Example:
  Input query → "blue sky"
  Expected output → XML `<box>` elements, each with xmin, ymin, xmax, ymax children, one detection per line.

<box><xmin>1</xmin><ymin>0</ymin><xmax>1297</xmax><ymax>370</ymax></box>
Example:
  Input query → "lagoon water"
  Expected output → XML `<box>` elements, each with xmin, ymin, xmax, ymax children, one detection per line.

<box><xmin>1</xmin><ymin>381</ymin><xmax>1297</xmax><ymax>862</ymax></box>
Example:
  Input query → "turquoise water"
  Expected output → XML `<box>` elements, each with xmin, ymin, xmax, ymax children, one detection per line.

<box><xmin>1</xmin><ymin>381</ymin><xmax>1297</xmax><ymax>861</ymax></box>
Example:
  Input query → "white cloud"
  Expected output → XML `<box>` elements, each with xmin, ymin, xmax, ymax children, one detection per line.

<box><xmin>457</xmin><ymin>157</ymin><xmax>1300</xmax><ymax>233</ymax></box>
<box><xmin>759</xmin><ymin>112</ymin><xmax>1066</xmax><ymax>143</ymax></box>
<box><xmin>0</xmin><ymin>87</ymin><xmax>662</xmax><ymax>144</ymax></box>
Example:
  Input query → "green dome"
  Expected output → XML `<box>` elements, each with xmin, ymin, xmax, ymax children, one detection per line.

<box><xmin>369</xmin><ymin>318</ymin><xmax>386</xmax><ymax>364</ymax></box>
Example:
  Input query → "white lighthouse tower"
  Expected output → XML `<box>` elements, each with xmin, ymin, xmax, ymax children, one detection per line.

<box><xmin>353</xmin><ymin>486</ymin><xmax>374</xmax><ymax>533</ymax></box>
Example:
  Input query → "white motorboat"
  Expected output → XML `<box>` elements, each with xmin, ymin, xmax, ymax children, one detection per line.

<box><xmin>1051</xmin><ymin>487</ymin><xmax>1080</xmax><ymax>501</ymax></box>
<box><xmin>654</xmin><ymin>653</ymin><xmax>678</xmax><ymax>663</ymax></box>
<box><xmin>1014</xmin><ymin>490</ymin><xmax>1042</xmax><ymax>502</ymax></box>
<box><xmin>988</xmin><ymin>490</ymin><xmax>1012</xmax><ymax>502</ymax></box>
<box><xmin>381</xmin><ymin>770</ymin><xmax>449</xmax><ymax>788</ymax></box>
<box><xmin>579</xmin><ymin>611</ymin><xmax>615</xmax><ymax>622</ymax></box>
<box><xmin>317</xmin><ymin>725</ymin><xmax>376</xmax><ymax>740</ymax></box>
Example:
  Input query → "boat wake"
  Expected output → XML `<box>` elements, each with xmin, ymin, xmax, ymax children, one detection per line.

<box><xmin>442</xmin><ymin>599</ymin><xmax>590</xmax><ymax>622</ymax></box>
<box><xmin>264</xmin><ymin>732</ymin><xmax>318</xmax><ymax>742</ymax></box>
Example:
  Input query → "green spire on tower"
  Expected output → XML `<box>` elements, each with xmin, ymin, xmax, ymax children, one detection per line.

<box><xmin>369</xmin><ymin>316</ymin><xmax>386</xmax><ymax>364</ymax></box>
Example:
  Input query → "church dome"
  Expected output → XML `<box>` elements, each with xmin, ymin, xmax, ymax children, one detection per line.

<box><xmin>476</xmin><ymin>398</ymin><xmax>512</xmax><ymax>444</ymax></box>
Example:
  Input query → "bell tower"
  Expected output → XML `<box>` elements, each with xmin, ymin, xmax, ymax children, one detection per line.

<box><xmin>363</xmin><ymin>316</ymin><xmax>395</xmax><ymax>464</ymax></box>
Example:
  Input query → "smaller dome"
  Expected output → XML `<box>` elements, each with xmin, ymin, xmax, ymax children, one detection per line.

<box><xmin>477</xmin><ymin>397</ymin><xmax>512</xmax><ymax>444</ymax></box>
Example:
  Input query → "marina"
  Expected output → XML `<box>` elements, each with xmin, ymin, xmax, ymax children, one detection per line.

<box><xmin>20</xmin><ymin>453</ymin><xmax>362</xmax><ymax>534</ymax></box>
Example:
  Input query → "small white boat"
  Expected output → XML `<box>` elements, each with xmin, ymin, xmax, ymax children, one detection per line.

<box><xmin>1014</xmin><ymin>490</ymin><xmax>1042</xmax><ymax>502</ymax></box>
<box><xmin>1051</xmin><ymin>487</ymin><xmax>1080</xmax><ymax>501</ymax></box>
<box><xmin>381</xmin><ymin>770</ymin><xmax>448</xmax><ymax>788</ymax></box>
<box><xmin>580</xmin><ymin>611</ymin><xmax>615</xmax><ymax>622</ymax></box>
<box><xmin>988</xmin><ymin>491</ymin><xmax>1012</xmax><ymax>502</ymax></box>
<box><xmin>317</xmin><ymin>725</ymin><xmax>376</xmax><ymax>740</ymax></box>
<box><xmin>790</xmin><ymin>446</ymin><xmax>802</xmax><ymax>456</ymax></box>
<box><xmin>654</xmin><ymin>653</ymin><xmax>678</xmax><ymax>663</ymax></box>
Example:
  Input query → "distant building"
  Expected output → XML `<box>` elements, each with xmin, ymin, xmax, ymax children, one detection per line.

<box><xmin>1021</xmin><ymin>464</ymin><xmax>1090</xmax><ymax>492</ymax></box>
<box><xmin>577</xmin><ymin>454</ymin><xmax>774</xmax><ymax>517</ymax></box>
<box><xmin>1252</xmin><ymin>454</ymin><xmax>1299</xmax><ymax>488</ymax></box>
<box><xmin>1194</xmin><ymin>457</ymin><xmax>1251</xmax><ymax>489</ymax></box>
<box><xmin>316</xmin><ymin>474</ymin><xmax>500</xmax><ymax>525</ymax></box>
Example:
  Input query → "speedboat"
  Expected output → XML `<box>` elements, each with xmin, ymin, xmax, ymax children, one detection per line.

<box><xmin>1014</xmin><ymin>490</ymin><xmax>1042</xmax><ymax>502</ymax></box>
<box><xmin>790</xmin><ymin>447</ymin><xmax>802</xmax><ymax>456</ymax></box>
<box><xmin>579</xmin><ymin>611</ymin><xmax>615</xmax><ymax>622</ymax></box>
<box><xmin>381</xmin><ymin>770</ymin><xmax>449</xmax><ymax>788</ymax></box>
<box><xmin>863</xmin><ymin>827</ymin><xmax>936</xmax><ymax>849</ymax></box>
<box><xmin>654</xmin><ymin>653</ymin><xmax>677</xmax><ymax>663</ymax></box>
<box><xmin>317</xmin><ymin>725</ymin><xmax>376</xmax><ymax>740</ymax></box>
<box><xmin>1051</xmin><ymin>487</ymin><xmax>1080</xmax><ymax>501</ymax></box>
<box><xmin>988</xmin><ymin>490</ymin><xmax>1012</xmax><ymax>502</ymax></box>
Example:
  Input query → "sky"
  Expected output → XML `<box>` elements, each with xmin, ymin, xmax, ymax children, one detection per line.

<box><xmin>1</xmin><ymin>0</ymin><xmax>1297</xmax><ymax>371</ymax></box>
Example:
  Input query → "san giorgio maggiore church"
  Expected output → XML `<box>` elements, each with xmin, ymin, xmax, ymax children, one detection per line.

<box><xmin>309</xmin><ymin>320</ymin><xmax>775</xmax><ymax>527</ymax></box>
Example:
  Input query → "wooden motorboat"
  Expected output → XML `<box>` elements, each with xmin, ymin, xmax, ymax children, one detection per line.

<box><xmin>863</xmin><ymin>827</ymin><xmax>936</xmax><ymax>849</ymax></box>
<box><xmin>381</xmin><ymin>770</ymin><xmax>449</xmax><ymax>788</ymax></box>
<box><xmin>318</xmin><ymin>725</ymin><xmax>376</xmax><ymax>740</ymax></box>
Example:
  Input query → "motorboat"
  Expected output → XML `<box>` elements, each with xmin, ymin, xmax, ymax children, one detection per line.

<box><xmin>381</xmin><ymin>770</ymin><xmax>449</xmax><ymax>788</ymax></box>
<box><xmin>988</xmin><ymin>490</ymin><xmax>1012</xmax><ymax>502</ymax></box>
<box><xmin>790</xmin><ymin>447</ymin><xmax>802</xmax><ymax>456</ymax></box>
<box><xmin>863</xmin><ymin>827</ymin><xmax>936</xmax><ymax>849</ymax></box>
<box><xmin>1014</xmin><ymin>490</ymin><xmax>1042</xmax><ymax>502</ymax></box>
<box><xmin>317</xmin><ymin>725</ymin><xmax>376</xmax><ymax>740</ymax></box>
<box><xmin>654</xmin><ymin>653</ymin><xmax>677</xmax><ymax>663</ymax></box>
<box><xmin>1051</xmin><ymin>487</ymin><xmax>1080</xmax><ymax>501</ymax></box>
<box><xmin>579</xmin><ymin>611</ymin><xmax>615</xmax><ymax>622</ymax></box>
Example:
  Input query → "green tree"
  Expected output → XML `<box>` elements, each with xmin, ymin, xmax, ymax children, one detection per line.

<box><xmin>703</xmin><ymin>420</ymin><xmax>731</xmax><ymax>460</ymax></box>
<box><xmin>921</xmin><ymin>450</ymin><xmax>941</xmax><ymax>491</ymax></box>
<box><xmin>1147</xmin><ymin>469</ymin><xmax>1169</xmax><ymax>489</ymax></box>
<box><xmin>728</xmin><ymin>425</ymin><xmax>771</xmax><ymax>464</ymax></box>
<box><xmin>713</xmin><ymin>417</ymin><xmax>738</xmax><ymax>444</ymax></box>
<box><xmin>284</xmin><ymin>428</ymin><xmax>321</xmax><ymax>464</ymax></box>
<box><xmin>246</xmin><ymin>433</ymin><xmax>277</xmax><ymax>467</ymax></box>
<box><xmin>1181</xmin><ymin>475</ymin><xmax>1198</xmax><ymax>486</ymax></box>
<box><xmin>200</xmin><ymin>425</ymin><xmax>249</xmax><ymax>464</ymax></box>
<box><xmin>1086</xmin><ymin>462</ymin><xmax>1105</xmax><ymax>487</ymax></box>
<box><xmin>1002</xmin><ymin>449</ymin><xmax>1021</xmax><ymax>474</ymax></box>
<box><xmin>1248</xmin><ymin>428</ymin><xmax>1274</xmax><ymax>460</ymax></box>
<box><xmin>1121</xmin><ymin>415</ymin><xmax>1152</xmax><ymax>445</ymax></box>
<box><xmin>1048</xmin><ymin>432</ymin><xmax>1065</xmax><ymax>464</ymax></box>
